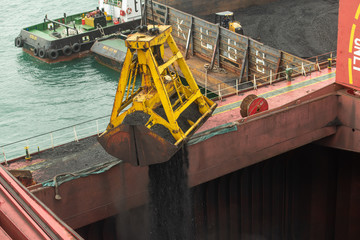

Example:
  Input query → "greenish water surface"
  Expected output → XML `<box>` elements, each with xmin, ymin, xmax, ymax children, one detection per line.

<box><xmin>0</xmin><ymin>0</ymin><xmax>122</xmax><ymax>146</ymax></box>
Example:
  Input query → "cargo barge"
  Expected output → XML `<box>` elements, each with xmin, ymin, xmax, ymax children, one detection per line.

<box><xmin>14</xmin><ymin>0</ymin><xmax>142</xmax><ymax>63</ymax></box>
<box><xmin>91</xmin><ymin>35</ymin><xmax>128</xmax><ymax>71</ymax></box>
<box><xmin>3</xmin><ymin>0</ymin><xmax>360</xmax><ymax>239</ymax></box>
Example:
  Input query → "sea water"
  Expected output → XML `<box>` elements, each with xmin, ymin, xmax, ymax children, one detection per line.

<box><xmin>0</xmin><ymin>0</ymin><xmax>121</xmax><ymax>147</ymax></box>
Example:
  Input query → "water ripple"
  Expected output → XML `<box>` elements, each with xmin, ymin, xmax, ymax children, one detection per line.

<box><xmin>0</xmin><ymin>0</ymin><xmax>121</xmax><ymax>145</ymax></box>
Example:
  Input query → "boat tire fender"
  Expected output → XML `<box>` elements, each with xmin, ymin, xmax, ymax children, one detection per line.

<box><xmin>15</xmin><ymin>37</ymin><xmax>23</xmax><ymax>47</ymax></box>
<box><xmin>62</xmin><ymin>45</ymin><xmax>72</xmax><ymax>56</ymax></box>
<box><xmin>72</xmin><ymin>43</ymin><xmax>81</xmax><ymax>53</ymax></box>
<box><xmin>126</xmin><ymin>8</ymin><xmax>132</xmax><ymax>15</ymax></box>
<box><xmin>33</xmin><ymin>47</ymin><xmax>39</xmax><ymax>56</ymax></box>
<box><xmin>38</xmin><ymin>48</ymin><xmax>46</xmax><ymax>58</ymax></box>
<box><xmin>48</xmin><ymin>49</ymin><xmax>59</xmax><ymax>60</ymax></box>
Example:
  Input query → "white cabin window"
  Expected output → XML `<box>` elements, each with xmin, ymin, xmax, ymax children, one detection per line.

<box><xmin>47</xmin><ymin>23</ymin><xmax>54</xmax><ymax>30</ymax></box>
<box><xmin>82</xmin><ymin>36</ymin><xmax>90</xmax><ymax>42</ymax></box>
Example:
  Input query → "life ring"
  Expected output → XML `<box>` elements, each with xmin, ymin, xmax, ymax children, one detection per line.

<box><xmin>38</xmin><ymin>48</ymin><xmax>46</xmax><ymax>58</ymax></box>
<box><xmin>72</xmin><ymin>43</ymin><xmax>81</xmax><ymax>53</ymax></box>
<box><xmin>126</xmin><ymin>8</ymin><xmax>132</xmax><ymax>15</ymax></box>
<box><xmin>117</xmin><ymin>1</ymin><xmax>122</xmax><ymax>7</ymax></box>
<box><xmin>15</xmin><ymin>37</ymin><xmax>23</xmax><ymax>47</ymax></box>
<box><xmin>62</xmin><ymin>45</ymin><xmax>72</xmax><ymax>56</ymax></box>
<box><xmin>33</xmin><ymin>47</ymin><xmax>39</xmax><ymax>56</ymax></box>
<box><xmin>48</xmin><ymin>49</ymin><xmax>59</xmax><ymax>60</ymax></box>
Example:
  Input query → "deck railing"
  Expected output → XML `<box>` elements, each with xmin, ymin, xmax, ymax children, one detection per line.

<box><xmin>2</xmin><ymin>0</ymin><xmax>337</xmax><ymax>163</ymax></box>
<box><xmin>1</xmin><ymin>51</ymin><xmax>336</xmax><ymax>164</ymax></box>
<box><xmin>103</xmin><ymin>0</ymin><xmax>122</xmax><ymax>6</ymax></box>
<box><xmin>203</xmin><ymin>51</ymin><xmax>337</xmax><ymax>100</ymax></box>
<box><xmin>1</xmin><ymin>117</ymin><xmax>110</xmax><ymax>164</ymax></box>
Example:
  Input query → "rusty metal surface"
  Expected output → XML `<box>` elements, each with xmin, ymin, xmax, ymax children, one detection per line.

<box><xmin>0</xmin><ymin>165</ymin><xmax>83</xmax><ymax>239</ymax></box>
<box><xmin>72</xmin><ymin>144</ymin><xmax>360</xmax><ymax>240</ymax></box>
<box><xmin>318</xmin><ymin>89</ymin><xmax>360</xmax><ymax>152</ymax></box>
<box><xmin>188</xmin><ymin>93</ymin><xmax>338</xmax><ymax>186</ymax></box>
<box><xmin>335</xmin><ymin>90</ymin><xmax>360</xmax><ymax>131</ymax></box>
<box><xmin>98</xmin><ymin>124</ymin><xmax>179</xmax><ymax>166</ymax></box>
<box><xmin>240</xmin><ymin>94</ymin><xmax>257</xmax><ymax>117</ymax></box>
<box><xmin>0</xmin><ymin>227</ymin><xmax>11</xmax><ymax>240</ymax></box>
<box><xmin>163</xmin><ymin>47</ymin><xmax>238</xmax><ymax>96</ymax></box>
<box><xmin>98</xmin><ymin>125</ymin><xmax>137</xmax><ymax>165</ymax></box>
<box><xmin>191</xmin><ymin>144</ymin><xmax>360</xmax><ymax>240</ymax></box>
<box><xmin>31</xmin><ymin>163</ymin><xmax>149</xmax><ymax>229</ymax></box>
<box><xmin>30</xmin><ymin>89</ymin><xmax>338</xmax><ymax>229</ymax></box>
<box><xmin>8</xmin><ymin>169</ymin><xmax>35</xmax><ymax>187</ymax></box>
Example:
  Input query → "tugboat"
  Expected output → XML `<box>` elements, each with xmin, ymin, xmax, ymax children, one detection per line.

<box><xmin>14</xmin><ymin>0</ymin><xmax>142</xmax><ymax>63</ymax></box>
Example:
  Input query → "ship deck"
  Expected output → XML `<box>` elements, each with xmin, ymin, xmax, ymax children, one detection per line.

<box><xmin>200</xmin><ymin>68</ymin><xmax>336</xmax><ymax>131</ymax></box>
<box><xmin>28</xmin><ymin>21</ymin><xmax>118</xmax><ymax>41</ymax></box>
<box><xmin>4</xmin><ymin>68</ymin><xmax>336</xmax><ymax>184</ymax></box>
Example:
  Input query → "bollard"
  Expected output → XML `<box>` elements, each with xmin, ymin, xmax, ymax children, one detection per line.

<box><xmin>301</xmin><ymin>62</ymin><xmax>306</xmax><ymax>76</ymax></box>
<box><xmin>2</xmin><ymin>149</ymin><xmax>7</xmax><ymax>166</ymax></box>
<box><xmin>24</xmin><ymin>146</ymin><xmax>31</xmax><ymax>161</ymax></box>
<box><xmin>286</xmin><ymin>68</ymin><xmax>293</xmax><ymax>81</ymax></box>
<box><xmin>328</xmin><ymin>58</ymin><xmax>332</xmax><ymax>69</ymax></box>
<box><xmin>73</xmin><ymin>126</ymin><xmax>79</xmax><ymax>142</ymax></box>
<box><xmin>236</xmin><ymin>78</ymin><xmax>239</xmax><ymax>95</ymax></box>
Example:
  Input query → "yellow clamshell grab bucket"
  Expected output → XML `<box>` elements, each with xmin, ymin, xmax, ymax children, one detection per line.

<box><xmin>98</xmin><ymin>25</ymin><xmax>217</xmax><ymax>166</ymax></box>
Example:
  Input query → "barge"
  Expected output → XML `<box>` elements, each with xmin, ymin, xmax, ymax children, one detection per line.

<box><xmin>14</xmin><ymin>0</ymin><xmax>142</xmax><ymax>63</ymax></box>
<box><xmin>90</xmin><ymin>35</ymin><xmax>128</xmax><ymax>71</ymax></box>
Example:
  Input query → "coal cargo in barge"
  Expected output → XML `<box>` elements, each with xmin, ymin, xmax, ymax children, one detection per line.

<box><xmin>14</xmin><ymin>0</ymin><xmax>142</xmax><ymax>63</ymax></box>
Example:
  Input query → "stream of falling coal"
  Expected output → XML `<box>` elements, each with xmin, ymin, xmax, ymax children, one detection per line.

<box><xmin>148</xmin><ymin>145</ymin><xmax>192</xmax><ymax>240</ymax></box>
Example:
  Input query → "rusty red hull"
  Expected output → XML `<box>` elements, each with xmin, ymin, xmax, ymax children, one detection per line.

<box><xmin>26</xmin><ymin>70</ymin><xmax>339</xmax><ymax>229</ymax></box>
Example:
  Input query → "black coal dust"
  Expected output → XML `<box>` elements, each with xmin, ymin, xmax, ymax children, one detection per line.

<box><xmin>148</xmin><ymin>146</ymin><xmax>192</xmax><ymax>240</ymax></box>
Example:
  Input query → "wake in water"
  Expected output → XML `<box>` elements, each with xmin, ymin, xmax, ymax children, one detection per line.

<box><xmin>148</xmin><ymin>145</ymin><xmax>192</xmax><ymax>240</ymax></box>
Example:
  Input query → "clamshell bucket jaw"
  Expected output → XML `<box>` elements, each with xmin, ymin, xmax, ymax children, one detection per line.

<box><xmin>98</xmin><ymin>25</ymin><xmax>217</xmax><ymax>166</ymax></box>
<box><xmin>98</xmin><ymin>125</ymin><xmax>179</xmax><ymax>166</ymax></box>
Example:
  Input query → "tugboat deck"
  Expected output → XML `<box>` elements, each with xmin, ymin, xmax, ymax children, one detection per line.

<box><xmin>26</xmin><ymin>16</ymin><xmax>118</xmax><ymax>41</ymax></box>
<box><xmin>200</xmin><ymin>68</ymin><xmax>336</xmax><ymax>131</ymax></box>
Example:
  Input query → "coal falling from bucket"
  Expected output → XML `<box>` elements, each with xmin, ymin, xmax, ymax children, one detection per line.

<box><xmin>148</xmin><ymin>145</ymin><xmax>192</xmax><ymax>240</ymax></box>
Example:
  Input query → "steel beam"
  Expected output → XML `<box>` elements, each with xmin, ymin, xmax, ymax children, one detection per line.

<box><xmin>318</xmin><ymin>90</ymin><xmax>360</xmax><ymax>152</ymax></box>
<box><xmin>0</xmin><ymin>165</ymin><xmax>82</xmax><ymax>239</ymax></box>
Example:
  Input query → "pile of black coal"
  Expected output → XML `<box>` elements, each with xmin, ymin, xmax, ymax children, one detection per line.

<box><xmin>202</xmin><ymin>0</ymin><xmax>338</xmax><ymax>57</ymax></box>
<box><xmin>148</xmin><ymin>145</ymin><xmax>192</xmax><ymax>240</ymax></box>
